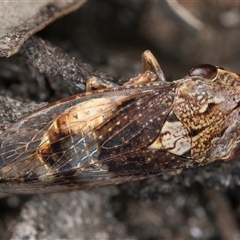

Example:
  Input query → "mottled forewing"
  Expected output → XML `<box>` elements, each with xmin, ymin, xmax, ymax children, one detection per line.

<box><xmin>0</xmin><ymin>84</ymin><xmax>186</xmax><ymax>193</ymax></box>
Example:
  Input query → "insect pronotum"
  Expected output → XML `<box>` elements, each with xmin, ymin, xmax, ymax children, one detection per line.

<box><xmin>0</xmin><ymin>50</ymin><xmax>240</xmax><ymax>194</ymax></box>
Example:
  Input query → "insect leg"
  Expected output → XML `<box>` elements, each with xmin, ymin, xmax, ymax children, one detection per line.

<box><xmin>86</xmin><ymin>50</ymin><xmax>165</xmax><ymax>91</ymax></box>
<box><xmin>85</xmin><ymin>77</ymin><xmax>119</xmax><ymax>92</ymax></box>
<box><xmin>142</xmin><ymin>50</ymin><xmax>166</xmax><ymax>82</ymax></box>
<box><xmin>123</xmin><ymin>70</ymin><xmax>157</xmax><ymax>86</ymax></box>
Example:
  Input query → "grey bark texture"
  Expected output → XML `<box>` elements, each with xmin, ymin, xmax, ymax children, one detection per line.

<box><xmin>0</xmin><ymin>1</ymin><xmax>86</xmax><ymax>57</ymax></box>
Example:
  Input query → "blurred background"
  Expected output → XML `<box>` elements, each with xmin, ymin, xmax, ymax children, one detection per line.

<box><xmin>39</xmin><ymin>0</ymin><xmax>240</xmax><ymax>78</ymax></box>
<box><xmin>0</xmin><ymin>1</ymin><xmax>240</xmax><ymax>239</ymax></box>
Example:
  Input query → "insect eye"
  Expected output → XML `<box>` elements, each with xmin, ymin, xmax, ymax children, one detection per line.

<box><xmin>188</xmin><ymin>64</ymin><xmax>217</xmax><ymax>79</ymax></box>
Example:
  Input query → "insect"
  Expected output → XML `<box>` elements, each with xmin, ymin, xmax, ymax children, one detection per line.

<box><xmin>0</xmin><ymin>50</ymin><xmax>240</xmax><ymax>194</ymax></box>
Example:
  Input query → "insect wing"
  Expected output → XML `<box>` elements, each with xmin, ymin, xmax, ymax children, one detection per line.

<box><xmin>0</xmin><ymin>84</ymin><xmax>181</xmax><ymax>193</ymax></box>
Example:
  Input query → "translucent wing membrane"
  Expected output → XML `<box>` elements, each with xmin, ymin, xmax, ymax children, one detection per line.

<box><xmin>0</xmin><ymin>83</ymin><xmax>190</xmax><ymax>193</ymax></box>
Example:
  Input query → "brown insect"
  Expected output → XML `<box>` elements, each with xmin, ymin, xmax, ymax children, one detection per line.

<box><xmin>0</xmin><ymin>50</ymin><xmax>240</xmax><ymax>194</ymax></box>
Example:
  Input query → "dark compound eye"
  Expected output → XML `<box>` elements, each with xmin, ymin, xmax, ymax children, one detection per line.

<box><xmin>188</xmin><ymin>64</ymin><xmax>217</xmax><ymax>79</ymax></box>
